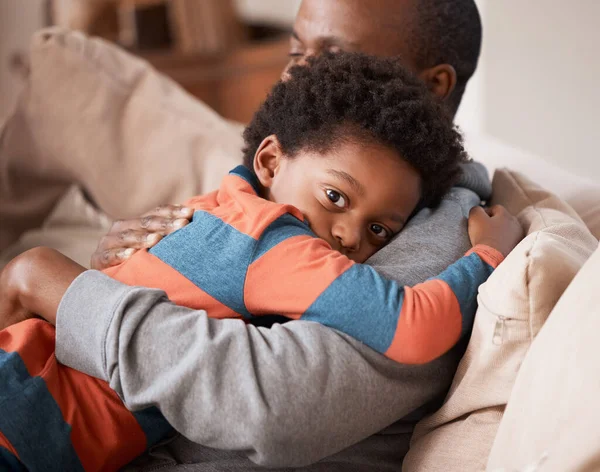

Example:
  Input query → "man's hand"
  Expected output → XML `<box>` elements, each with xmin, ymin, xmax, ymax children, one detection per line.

<box><xmin>91</xmin><ymin>205</ymin><xmax>193</xmax><ymax>270</ymax></box>
<box><xmin>468</xmin><ymin>205</ymin><xmax>524</xmax><ymax>257</ymax></box>
<box><xmin>0</xmin><ymin>248</ymin><xmax>86</xmax><ymax>329</ymax></box>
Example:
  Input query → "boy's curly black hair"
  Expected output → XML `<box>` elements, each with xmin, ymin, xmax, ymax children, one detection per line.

<box><xmin>242</xmin><ymin>52</ymin><xmax>468</xmax><ymax>208</ymax></box>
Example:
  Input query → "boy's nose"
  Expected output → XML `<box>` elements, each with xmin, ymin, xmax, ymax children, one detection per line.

<box><xmin>332</xmin><ymin>223</ymin><xmax>361</xmax><ymax>254</ymax></box>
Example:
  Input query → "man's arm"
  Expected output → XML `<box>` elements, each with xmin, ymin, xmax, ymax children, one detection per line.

<box><xmin>55</xmin><ymin>270</ymin><xmax>451</xmax><ymax>468</ymax></box>
<box><xmin>52</xmin><ymin>163</ymin><xmax>503</xmax><ymax>467</ymax></box>
<box><xmin>52</xmin><ymin>208</ymin><xmax>518</xmax><ymax>469</ymax></box>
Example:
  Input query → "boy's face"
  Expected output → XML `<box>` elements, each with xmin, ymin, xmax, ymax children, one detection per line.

<box><xmin>255</xmin><ymin>137</ymin><xmax>421</xmax><ymax>263</ymax></box>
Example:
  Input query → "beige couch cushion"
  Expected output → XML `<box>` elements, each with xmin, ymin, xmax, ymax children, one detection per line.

<box><xmin>402</xmin><ymin>169</ymin><xmax>598</xmax><ymax>472</ymax></box>
<box><xmin>0</xmin><ymin>27</ymin><xmax>244</xmax><ymax>252</ymax></box>
<box><xmin>487</xmin><ymin>245</ymin><xmax>600</xmax><ymax>472</ymax></box>
<box><xmin>0</xmin><ymin>185</ymin><xmax>111</xmax><ymax>269</ymax></box>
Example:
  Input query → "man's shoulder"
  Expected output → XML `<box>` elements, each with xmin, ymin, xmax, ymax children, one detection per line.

<box><xmin>366</xmin><ymin>185</ymin><xmax>480</xmax><ymax>285</ymax></box>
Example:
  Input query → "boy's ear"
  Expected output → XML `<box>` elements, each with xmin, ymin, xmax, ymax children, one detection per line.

<box><xmin>253</xmin><ymin>135</ymin><xmax>284</xmax><ymax>188</ymax></box>
<box><xmin>418</xmin><ymin>63</ymin><xmax>457</xmax><ymax>101</ymax></box>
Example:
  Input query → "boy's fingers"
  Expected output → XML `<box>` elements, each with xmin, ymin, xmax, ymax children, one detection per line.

<box><xmin>485</xmin><ymin>204</ymin><xmax>506</xmax><ymax>217</ymax></box>
<box><xmin>469</xmin><ymin>205</ymin><xmax>489</xmax><ymax>221</ymax></box>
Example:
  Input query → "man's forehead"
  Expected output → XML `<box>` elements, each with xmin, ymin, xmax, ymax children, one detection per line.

<box><xmin>294</xmin><ymin>0</ymin><xmax>417</xmax><ymax>58</ymax></box>
<box><xmin>295</xmin><ymin>0</ymin><xmax>416</xmax><ymax>33</ymax></box>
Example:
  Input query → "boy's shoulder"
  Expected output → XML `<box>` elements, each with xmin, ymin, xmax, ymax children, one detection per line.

<box><xmin>182</xmin><ymin>167</ymin><xmax>311</xmax><ymax>243</ymax></box>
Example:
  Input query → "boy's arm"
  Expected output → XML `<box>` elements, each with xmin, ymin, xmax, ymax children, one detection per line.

<box><xmin>245</xmin><ymin>231</ymin><xmax>503</xmax><ymax>364</ymax></box>
<box><xmin>0</xmin><ymin>247</ymin><xmax>85</xmax><ymax>330</ymax></box>
<box><xmin>245</xmin><ymin>204</ymin><xmax>520</xmax><ymax>364</ymax></box>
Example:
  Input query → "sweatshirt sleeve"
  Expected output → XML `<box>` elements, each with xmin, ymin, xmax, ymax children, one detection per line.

<box><xmin>55</xmin><ymin>270</ymin><xmax>459</xmax><ymax>468</ymax></box>
<box><xmin>245</xmin><ymin>234</ymin><xmax>504</xmax><ymax>364</ymax></box>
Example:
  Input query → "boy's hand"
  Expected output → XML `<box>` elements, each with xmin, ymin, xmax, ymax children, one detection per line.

<box><xmin>468</xmin><ymin>205</ymin><xmax>524</xmax><ymax>257</ymax></box>
<box><xmin>91</xmin><ymin>205</ymin><xmax>193</xmax><ymax>270</ymax></box>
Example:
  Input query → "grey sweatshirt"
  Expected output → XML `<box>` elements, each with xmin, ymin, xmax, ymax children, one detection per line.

<box><xmin>55</xmin><ymin>162</ymin><xmax>491</xmax><ymax>471</ymax></box>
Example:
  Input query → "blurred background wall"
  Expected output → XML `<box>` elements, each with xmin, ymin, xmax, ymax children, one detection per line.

<box><xmin>1</xmin><ymin>0</ymin><xmax>598</xmax><ymax>180</ymax></box>
<box><xmin>456</xmin><ymin>0</ymin><xmax>600</xmax><ymax>181</ymax></box>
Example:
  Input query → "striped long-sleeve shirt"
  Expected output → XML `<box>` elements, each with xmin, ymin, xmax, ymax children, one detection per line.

<box><xmin>106</xmin><ymin>165</ymin><xmax>503</xmax><ymax>364</ymax></box>
<box><xmin>0</xmin><ymin>165</ymin><xmax>502</xmax><ymax>471</ymax></box>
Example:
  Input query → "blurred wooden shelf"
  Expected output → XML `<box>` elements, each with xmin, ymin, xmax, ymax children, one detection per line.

<box><xmin>49</xmin><ymin>0</ymin><xmax>290</xmax><ymax>123</ymax></box>
<box><xmin>142</xmin><ymin>35</ymin><xmax>289</xmax><ymax>124</ymax></box>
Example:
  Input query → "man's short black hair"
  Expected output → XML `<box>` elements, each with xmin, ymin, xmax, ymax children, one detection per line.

<box><xmin>409</xmin><ymin>0</ymin><xmax>483</xmax><ymax>114</ymax></box>
<box><xmin>243</xmin><ymin>52</ymin><xmax>468</xmax><ymax>208</ymax></box>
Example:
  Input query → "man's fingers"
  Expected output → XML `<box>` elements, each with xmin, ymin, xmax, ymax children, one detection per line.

<box><xmin>141</xmin><ymin>204</ymin><xmax>193</xmax><ymax>220</ymax></box>
<box><xmin>91</xmin><ymin>205</ymin><xmax>192</xmax><ymax>270</ymax></box>
<box><xmin>91</xmin><ymin>231</ymin><xmax>165</xmax><ymax>270</ymax></box>
<box><xmin>111</xmin><ymin>205</ymin><xmax>192</xmax><ymax>233</ymax></box>
<box><xmin>90</xmin><ymin>248</ymin><xmax>136</xmax><ymax>270</ymax></box>
<box><xmin>102</xmin><ymin>230</ymin><xmax>163</xmax><ymax>250</ymax></box>
<box><xmin>139</xmin><ymin>216</ymin><xmax>190</xmax><ymax>232</ymax></box>
<box><xmin>111</xmin><ymin>216</ymin><xmax>189</xmax><ymax>234</ymax></box>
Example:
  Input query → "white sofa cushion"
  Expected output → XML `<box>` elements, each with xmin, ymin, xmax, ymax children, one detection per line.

<box><xmin>487</xmin><ymin>244</ymin><xmax>600</xmax><ymax>471</ymax></box>
<box><xmin>402</xmin><ymin>169</ymin><xmax>598</xmax><ymax>472</ymax></box>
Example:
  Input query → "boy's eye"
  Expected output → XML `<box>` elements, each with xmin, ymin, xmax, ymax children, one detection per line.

<box><xmin>326</xmin><ymin>189</ymin><xmax>346</xmax><ymax>208</ymax></box>
<box><xmin>370</xmin><ymin>224</ymin><xmax>390</xmax><ymax>239</ymax></box>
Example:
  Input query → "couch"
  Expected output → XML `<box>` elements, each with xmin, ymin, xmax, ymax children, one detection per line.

<box><xmin>1</xmin><ymin>29</ymin><xmax>599</xmax><ymax>471</ymax></box>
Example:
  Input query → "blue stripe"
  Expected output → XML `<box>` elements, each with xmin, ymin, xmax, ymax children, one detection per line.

<box><xmin>252</xmin><ymin>213</ymin><xmax>314</xmax><ymax>263</ymax></box>
<box><xmin>229</xmin><ymin>165</ymin><xmax>262</xmax><ymax>195</ymax></box>
<box><xmin>0</xmin><ymin>349</ymin><xmax>84</xmax><ymax>472</ymax></box>
<box><xmin>133</xmin><ymin>407</ymin><xmax>173</xmax><ymax>448</ymax></box>
<box><xmin>302</xmin><ymin>264</ymin><xmax>404</xmax><ymax>353</ymax></box>
<box><xmin>432</xmin><ymin>252</ymin><xmax>494</xmax><ymax>336</ymax></box>
<box><xmin>0</xmin><ymin>446</ymin><xmax>26</xmax><ymax>471</ymax></box>
<box><xmin>150</xmin><ymin>211</ymin><xmax>254</xmax><ymax>318</ymax></box>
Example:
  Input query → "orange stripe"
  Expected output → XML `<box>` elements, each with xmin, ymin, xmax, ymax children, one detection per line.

<box><xmin>182</xmin><ymin>174</ymin><xmax>307</xmax><ymax>247</ymax></box>
<box><xmin>467</xmin><ymin>244</ymin><xmax>504</xmax><ymax>268</ymax></box>
<box><xmin>184</xmin><ymin>178</ymin><xmax>299</xmax><ymax>239</ymax></box>
<box><xmin>245</xmin><ymin>235</ymin><xmax>354</xmax><ymax>316</ymax></box>
<box><xmin>209</xmin><ymin>174</ymin><xmax>305</xmax><ymax>239</ymax></box>
<box><xmin>0</xmin><ymin>319</ymin><xmax>56</xmax><ymax>372</ymax></box>
<box><xmin>385</xmin><ymin>280</ymin><xmax>462</xmax><ymax>364</ymax></box>
<box><xmin>105</xmin><ymin>250</ymin><xmax>239</xmax><ymax>319</ymax></box>
<box><xmin>2</xmin><ymin>320</ymin><xmax>147</xmax><ymax>471</ymax></box>
<box><xmin>0</xmin><ymin>430</ymin><xmax>19</xmax><ymax>460</ymax></box>
<box><xmin>183</xmin><ymin>189</ymin><xmax>219</xmax><ymax>211</ymax></box>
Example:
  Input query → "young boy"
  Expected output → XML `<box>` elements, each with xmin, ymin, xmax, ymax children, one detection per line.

<box><xmin>0</xmin><ymin>52</ymin><xmax>522</xmax><ymax>471</ymax></box>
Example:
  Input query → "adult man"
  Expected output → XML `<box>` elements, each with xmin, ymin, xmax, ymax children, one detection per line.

<box><xmin>94</xmin><ymin>0</ymin><xmax>484</xmax><ymax>267</ymax></box>
<box><xmin>2</xmin><ymin>0</ymin><xmax>486</xmax><ymax>470</ymax></box>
